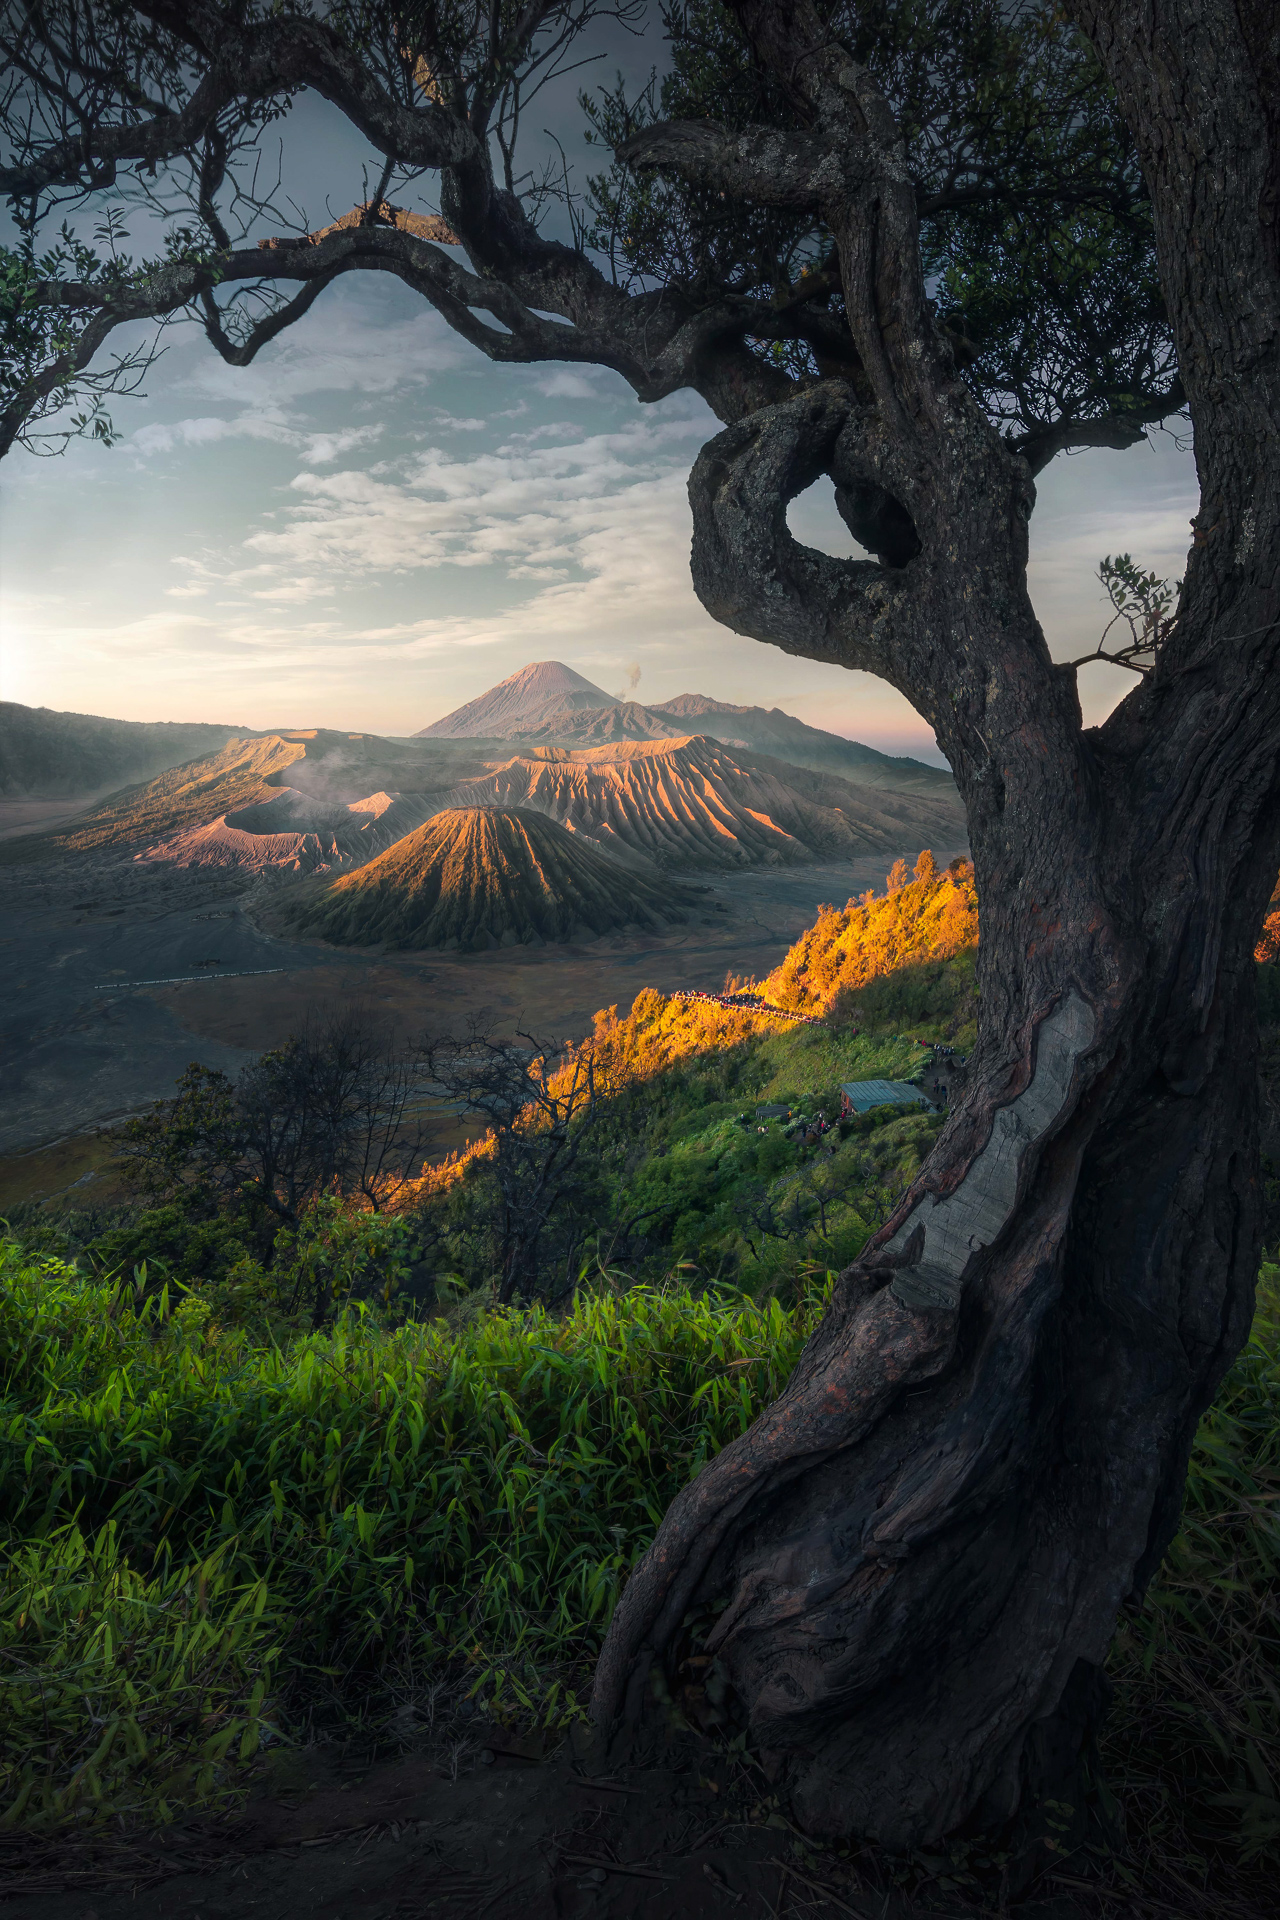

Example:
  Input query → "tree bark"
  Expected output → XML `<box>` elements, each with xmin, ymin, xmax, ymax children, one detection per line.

<box><xmin>4</xmin><ymin>0</ymin><xmax>1275</xmax><ymax>1854</ymax></box>
<box><xmin>590</xmin><ymin>0</ymin><xmax>1280</xmax><ymax>1846</ymax></box>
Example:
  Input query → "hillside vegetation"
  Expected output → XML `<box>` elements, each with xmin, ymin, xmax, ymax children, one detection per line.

<box><xmin>763</xmin><ymin>849</ymin><xmax>979</xmax><ymax>1018</ymax></box>
<box><xmin>1</xmin><ymin>857</ymin><xmax>1275</xmax><ymax>1913</ymax></box>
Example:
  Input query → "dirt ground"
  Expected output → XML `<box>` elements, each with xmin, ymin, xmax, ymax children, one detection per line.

<box><xmin>0</xmin><ymin>1722</ymin><xmax>1083</xmax><ymax>1920</ymax></box>
<box><xmin>0</xmin><ymin>1128</ymin><xmax>134</xmax><ymax>1213</ymax></box>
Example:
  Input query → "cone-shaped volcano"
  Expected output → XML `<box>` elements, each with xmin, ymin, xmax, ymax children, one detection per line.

<box><xmin>287</xmin><ymin>806</ymin><xmax>700</xmax><ymax>950</ymax></box>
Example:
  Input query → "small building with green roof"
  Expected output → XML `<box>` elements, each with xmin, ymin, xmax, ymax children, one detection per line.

<box><xmin>839</xmin><ymin>1079</ymin><xmax>933</xmax><ymax>1117</ymax></box>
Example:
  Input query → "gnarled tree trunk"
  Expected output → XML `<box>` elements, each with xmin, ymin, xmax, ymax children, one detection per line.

<box><xmin>591</xmin><ymin>0</ymin><xmax>1280</xmax><ymax>1845</ymax></box>
<box><xmin>2</xmin><ymin>0</ymin><xmax>1273</xmax><ymax>1854</ymax></box>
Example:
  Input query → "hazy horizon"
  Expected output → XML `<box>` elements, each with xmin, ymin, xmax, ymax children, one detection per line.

<box><xmin>0</xmin><ymin>360</ymin><xmax>1199</xmax><ymax>771</ymax></box>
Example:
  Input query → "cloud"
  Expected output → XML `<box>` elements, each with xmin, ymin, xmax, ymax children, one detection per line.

<box><xmin>129</xmin><ymin>410</ymin><xmax>295</xmax><ymax>456</ymax></box>
<box><xmin>181</xmin><ymin>284</ymin><xmax>463</xmax><ymax>411</ymax></box>
<box><xmin>60</xmin><ymin>393</ymin><xmax>929</xmax><ymax>749</ymax></box>
<box><xmin>497</xmin><ymin>421</ymin><xmax>584</xmax><ymax>448</ymax></box>
<box><xmin>299</xmin><ymin>425</ymin><xmax>384</xmax><ymax>465</ymax></box>
<box><xmin>130</xmin><ymin>413</ymin><xmax>383</xmax><ymax>467</ymax></box>
<box><xmin>208</xmin><ymin>414</ymin><xmax>713</xmax><ymax>590</ymax></box>
<box><xmin>534</xmin><ymin>369</ymin><xmax>601</xmax><ymax>399</ymax></box>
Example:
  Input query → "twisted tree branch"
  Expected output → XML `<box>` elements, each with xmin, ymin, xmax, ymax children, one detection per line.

<box><xmin>1013</xmin><ymin>381</ymin><xmax>1186</xmax><ymax>474</ymax></box>
<box><xmin>687</xmin><ymin>381</ymin><xmax>925</xmax><ymax>683</ymax></box>
<box><xmin>0</xmin><ymin>10</ymin><xmax>474</xmax><ymax>205</ymax></box>
<box><xmin>617</xmin><ymin>119</ymin><xmax>844</xmax><ymax>208</ymax></box>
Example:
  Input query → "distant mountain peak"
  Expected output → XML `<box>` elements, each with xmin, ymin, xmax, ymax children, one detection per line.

<box><xmin>415</xmin><ymin>660</ymin><xmax>614</xmax><ymax>738</ymax></box>
<box><xmin>413</xmin><ymin>660</ymin><xmax>953</xmax><ymax>793</ymax></box>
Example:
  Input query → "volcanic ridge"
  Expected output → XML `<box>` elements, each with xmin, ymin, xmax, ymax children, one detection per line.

<box><xmin>440</xmin><ymin>737</ymin><xmax>963</xmax><ymax>871</ymax></box>
<box><xmin>0</xmin><ymin>673</ymin><xmax>967</xmax><ymax>911</ymax></box>
<box><xmin>286</xmin><ymin>806</ymin><xmax>703</xmax><ymax>950</ymax></box>
<box><xmin>415</xmin><ymin>661</ymin><xmax>954</xmax><ymax>791</ymax></box>
<box><xmin>1</xmin><ymin>727</ymin><xmax>965</xmax><ymax>883</ymax></box>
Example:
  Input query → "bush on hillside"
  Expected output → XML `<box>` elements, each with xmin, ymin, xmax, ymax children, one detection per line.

<box><xmin>112</xmin><ymin>1009</ymin><xmax>431</xmax><ymax>1240</ymax></box>
<box><xmin>762</xmin><ymin>853</ymin><xmax>978</xmax><ymax>1022</ymax></box>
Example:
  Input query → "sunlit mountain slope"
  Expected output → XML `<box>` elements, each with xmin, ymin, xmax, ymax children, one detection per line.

<box><xmin>13</xmin><ymin>736</ymin><xmax>309</xmax><ymax>857</ymax></box>
<box><xmin>439</xmin><ymin>738</ymin><xmax>966</xmax><ymax>872</ymax></box>
<box><xmin>414</xmin><ymin>661</ymin><xmax>615</xmax><ymax>738</ymax></box>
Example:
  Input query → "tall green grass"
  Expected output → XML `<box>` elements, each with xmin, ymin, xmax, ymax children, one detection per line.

<box><xmin>1099</xmin><ymin>1270</ymin><xmax>1280</xmax><ymax>1877</ymax></box>
<box><xmin>2</xmin><ymin>1235</ymin><xmax>1276</xmax><ymax>1881</ymax></box>
<box><xmin>0</xmin><ymin>1239</ymin><xmax>822</xmax><ymax>1828</ymax></box>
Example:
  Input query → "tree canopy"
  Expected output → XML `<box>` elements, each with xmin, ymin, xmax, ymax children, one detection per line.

<box><xmin>0</xmin><ymin>1</ymin><xmax>1181</xmax><ymax>470</ymax></box>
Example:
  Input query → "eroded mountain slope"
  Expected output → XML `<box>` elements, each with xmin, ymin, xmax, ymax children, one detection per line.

<box><xmin>0</xmin><ymin>736</ymin><xmax>309</xmax><ymax>861</ymax></box>
<box><xmin>0</xmin><ymin>732</ymin><xmax>512</xmax><ymax>872</ymax></box>
<box><xmin>438</xmin><ymin>738</ymin><xmax>965</xmax><ymax>872</ymax></box>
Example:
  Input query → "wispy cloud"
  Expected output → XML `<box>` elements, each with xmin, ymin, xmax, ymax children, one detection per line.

<box><xmin>188</xmin><ymin>414</ymin><xmax>714</xmax><ymax>596</ymax></box>
<box><xmin>131</xmin><ymin>413</ymin><xmax>382</xmax><ymax>467</ymax></box>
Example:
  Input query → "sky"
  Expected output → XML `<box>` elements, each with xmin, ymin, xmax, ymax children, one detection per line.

<box><xmin>0</xmin><ymin>17</ymin><xmax>1201</xmax><ymax>766</ymax></box>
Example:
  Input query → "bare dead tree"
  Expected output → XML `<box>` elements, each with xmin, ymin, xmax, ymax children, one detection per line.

<box><xmin>423</xmin><ymin>1025</ymin><xmax>602</xmax><ymax>1301</ymax></box>
<box><xmin>5</xmin><ymin>0</ymin><xmax>1280</xmax><ymax>1852</ymax></box>
<box><xmin>116</xmin><ymin>1004</ymin><xmax>432</xmax><ymax>1230</ymax></box>
<box><xmin>732</xmin><ymin>1175</ymin><xmax>817</xmax><ymax>1250</ymax></box>
<box><xmin>847</xmin><ymin>1154</ymin><xmax>906</xmax><ymax>1231</ymax></box>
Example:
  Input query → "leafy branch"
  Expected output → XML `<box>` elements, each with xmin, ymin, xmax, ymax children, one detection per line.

<box><xmin>0</xmin><ymin>215</ymin><xmax>220</xmax><ymax>456</ymax></box>
<box><xmin>1067</xmin><ymin>551</ymin><xmax>1181</xmax><ymax>675</ymax></box>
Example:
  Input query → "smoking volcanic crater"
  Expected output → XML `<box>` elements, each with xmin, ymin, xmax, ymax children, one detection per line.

<box><xmin>283</xmin><ymin>805</ymin><xmax>706</xmax><ymax>951</ymax></box>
